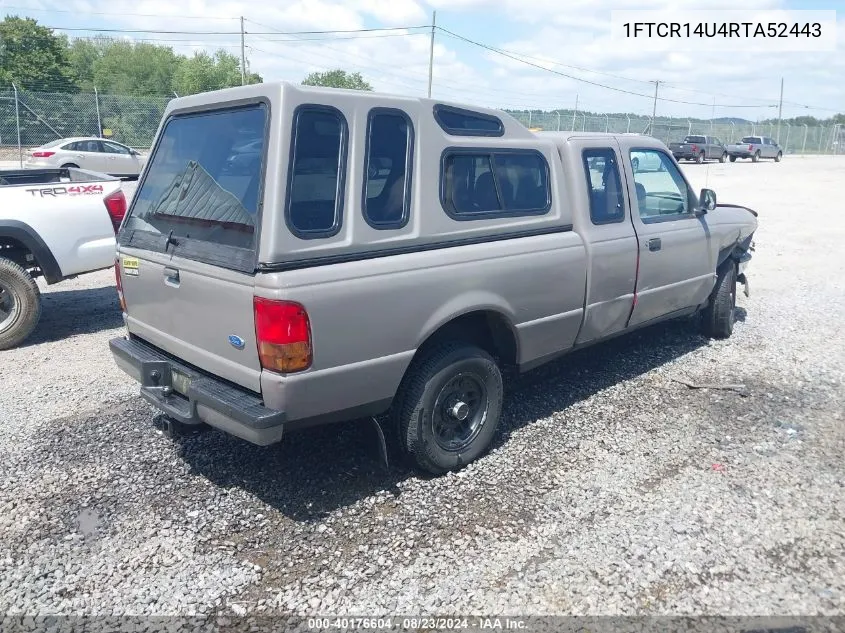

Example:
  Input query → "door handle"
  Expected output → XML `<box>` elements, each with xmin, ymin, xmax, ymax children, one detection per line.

<box><xmin>647</xmin><ymin>237</ymin><xmax>662</xmax><ymax>252</ymax></box>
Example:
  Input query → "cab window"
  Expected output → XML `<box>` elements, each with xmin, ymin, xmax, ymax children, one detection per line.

<box><xmin>630</xmin><ymin>149</ymin><xmax>696</xmax><ymax>221</ymax></box>
<box><xmin>583</xmin><ymin>148</ymin><xmax>624</xmax><ymax>224</ymax></box>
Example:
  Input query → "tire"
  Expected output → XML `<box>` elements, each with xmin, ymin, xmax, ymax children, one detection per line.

<box><xmin>394</xmin><ymin>342</ymin><xmax>503</xmax><ymax>475</ymax></box>
<box><xmin>752</xmin><ymin>151</ymin><xmax>760</xmax><ymax>163</ymax></box>
<box><xmin>632</xmin><ymin>157</ymin><xmax>640</xmax><ymax>172</ymax></box>
<box><xmin>719</xmin><ymin>152</ymin><xmax>727</xmax><ymax>163</ymax></box>
<box><xmin>60</xmin><ymin>163</ymin><xmax>79</xmax><ymax>169</ymax></box>
<box><xmin>729</xmin><ymin>155</ymin><xmax>737</xmax><ymax>162</ymax></box>
<box><xmin>0</xmin><ymin>257</ymin><xmax>42</xmax><ymax>350</ymax></box>
<box><xmin>696</xmin><ymin>151</ymin><xmax>705</xmax><ymax>164</ymax></box>
<box><xmin>701</xmin><ymin>263</ymin><xmax>737</xmax><ymax>339</ymax></box>
<box><xmin>775</xmin><ymin>151</ymin><xmax>782</xmax><ymax>162</ymax></box>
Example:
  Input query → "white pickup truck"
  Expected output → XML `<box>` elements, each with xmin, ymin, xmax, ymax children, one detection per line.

<box><xmin>0</xmin><ymin>167</ymin><xmax>127</xmax><ymax>349</ymax></box>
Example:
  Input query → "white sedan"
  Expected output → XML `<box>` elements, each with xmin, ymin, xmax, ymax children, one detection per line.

<box><xmin>25</xmin><ymin>137</ymin><xmax>147</xmax><ymax>179</ymax></box>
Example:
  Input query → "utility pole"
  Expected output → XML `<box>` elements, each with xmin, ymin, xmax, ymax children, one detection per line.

<box><xmin>240</xmin><ymin>16</ymin><xmax>247</xmax><ymax>85</ymax></box>
<box><xmin>427</xmin><ymin>11</ymin><xmax>436</xmax><ymax>98</ymax></box>
<box><xmin>571</xmin><ymin>93</ymin><xmax>578</xmax><ymax>131</ymax></box>
<box><xmin>650</xmin><ymin>80</ymin><xmax>659</xmax><ymax>135</ymax></box>
<box><xmin>776</xmin><ymin>77</ymin><xmax>784</xmax><ymax>143</ymax></box>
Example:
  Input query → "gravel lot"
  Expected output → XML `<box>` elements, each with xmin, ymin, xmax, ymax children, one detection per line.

<box><xmin>1</xmin><ymin>157</ymin><xmax>843</xmax><ymax>620</ymax></box>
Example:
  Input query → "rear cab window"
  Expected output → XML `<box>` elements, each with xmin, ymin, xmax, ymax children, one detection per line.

<box><xmin>684</xmin><ymin>136</ymin><xmax>706</xmax><ymax>144</ymax></box>
<box><xmin>582</xmin><ymin>148</ymin><xmax>624</xmax><ymax>224</ymax></box>
<box><xmin>120</xmin><ymin>103</ymin><xmax>268</xmax><ymax>272</ymax></box>
<box><xmin>741</xmin><ymin>137</ymin><xmax>761</xmax><ymax>144</ymax></box>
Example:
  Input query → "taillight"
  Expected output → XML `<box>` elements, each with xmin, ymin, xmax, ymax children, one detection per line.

<box><xmin>691</xmin><ymin>144</ymin><xmax>698</xmax><ymax>152</ymax></box>
<box><xmin>748</xmin><ymin>144</ymin><xmax>754</xmax><ymax>151</ymax></box>
<box><xmin>114</xmin><ymin>256</ymin><xmax>126</xmax><ymax>312</ymax></box>
<box><xmin>253</xmin><ymin>298</ymin><xmax>312</xmax><ymax>373</ymax></box>
<box><xmin>104</xmin><ymin>190</ymin><xmax>127</xmax><ymax>233</ymax></box>
<box><xmin>32</xmin><ymin>151</ymin><xmax>55</xmax><ymax>158</ymax></box>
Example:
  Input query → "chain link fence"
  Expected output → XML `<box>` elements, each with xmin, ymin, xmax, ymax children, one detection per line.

<box><xmin>1</xmin><ymin>86</ymin><xmax>841</xmax><ymax>165</ymax></box>
<box><xmin>509</xmin><ymin>111</ymin><xmax>843</xmax><ymax>156</ymax></box>
<box><xmin>0</xmin><ymin>86</ymin><xmax>171</xmax><ymax>163</ymax></box>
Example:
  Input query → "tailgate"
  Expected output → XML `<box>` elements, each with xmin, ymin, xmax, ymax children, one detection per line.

<box><xmin>119</xmin><ymin>248</ymin><xmax>262</xmax><ymax>392</ymax></box>
<box><xmin>116</xmin><ymin>102</ymin><xmax>269</xmax><ymax>393</ymax></box>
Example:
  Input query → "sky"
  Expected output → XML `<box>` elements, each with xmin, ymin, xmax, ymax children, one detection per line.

<box><xmin>2</xmin><ymin>0</ymin><xmax>843</xmax><ymax>120</ymax></box>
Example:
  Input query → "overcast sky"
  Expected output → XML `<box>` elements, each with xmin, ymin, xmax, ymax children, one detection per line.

<box><xmin>4</xmin><ymin>0</ymin><xmax>843</xmax><ymax>119</ymax></box>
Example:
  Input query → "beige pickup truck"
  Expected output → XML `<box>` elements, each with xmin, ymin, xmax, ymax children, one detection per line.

<box><xmin>110</xmin><ymin>83</ymin><xmax>757</xmax><ymax>475</ymax></box>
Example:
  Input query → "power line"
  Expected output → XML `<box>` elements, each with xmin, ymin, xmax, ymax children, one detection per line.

<box><xmin>46</xmin><ymin>25</ymin><xmax>430</xmax><ymax>35</ymax></box>
<box><xmin>436</xmin><ymin>27</ymin><xmax>775</xmax><ymax>109</ymax></box>
<box><xmin>1</xmin><ymin>6</ymin><xmax>238</xmax><ymax>19</ymax></box>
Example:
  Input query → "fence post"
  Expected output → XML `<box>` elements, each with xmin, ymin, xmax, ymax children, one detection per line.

<box><xmin>556</xmin><ymin>112</ymin><xmax>561</xmax><ymax>131</ymax></box>
<box><xmin>604</xmin><ymin>113</ymin><xmax>609</xmax><ymax>133</ymax></box>
<box><xmin>581</xmin><ymin>112</ymin><xmax>586</xmax><ymax>131</ymax></box>
<box><xmin>730</xmin><ymin>121</ymin><xmax>735</xmax><ymax>142</ymax></box>
<box><xmin>802</xmin><ymin>124</ymin><xmax>808</xmax><ymax>155</ymax></box>
<box><xmin>818</xmin><ymin>126</ymin><xmax>826</xmax><ymax>153</ymax></box>
<box><xmin>12</xmin><ymin>83</ymin><xmax>22</xmax><ymax>168</ymax></box>
<box><xmin>626</xmin><ymin>114</ymin><xmax>631</xmax><ymax>133</ymax></box>
<box><xmin>784</xmin><ymin>122</ymin><xmax>790</xmax><ymax>153</ymax></box>
<box><xmin>528</xmin><ymin>110</ymin><xmax>532</xmax><ymax>127</ymax></box>
<box><xmin>687</xmin><ymin>119</ymin><xmax>692</xmax><ymax>135</ymax></box>
<box><xmin>94</xmin><ymin>87</ymin><xmax>103</xmax><ymax>138</ymax></box>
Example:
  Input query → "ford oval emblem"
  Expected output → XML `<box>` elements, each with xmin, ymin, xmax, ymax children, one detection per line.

<box><xmin>228</xmin><ymin>335</ymin><xmax>245</xmax><ymax>349</ymax></box>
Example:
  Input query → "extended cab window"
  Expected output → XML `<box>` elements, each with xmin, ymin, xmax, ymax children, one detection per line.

<box><xmin>630</xmin><ymin>149</ymin><xmax>696</xmax><ymax>221</ymax></box>
<box><xmin>442</xmin><ymin>150</ymin><xmax>550</xmax><ymax>218</ymax></box>
<box><xmin>286</xmin><ymin>106</ymin><xmax>347</xmax><ymax>238</ymax></box>
<box><xmin>363</xmin><ymin>109</ymin><xmax>413</xmax><ymax>229</ymax></box>
<box><xmin>685</xmin><ymin>136</ymin><xmax>706</xmax><ymax>144</ymax></box>
<box><xmin>583</xmin><ymin>148</ymin><xmax>624</xmax><ymax>224</ymax></box>
<box><xmin>122</xmin><ymin>103</ymin><xmax>267</xmax><ymax>259</ymax></box>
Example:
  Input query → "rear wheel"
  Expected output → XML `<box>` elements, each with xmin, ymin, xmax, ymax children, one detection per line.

<box><xmin>60</xmin><ymin>163</ymin><xmax>79</xmax><ymax>169</ymax></box>
<box><xmin>752</xmin><ymin>151</ymin><xmax>761</xmax><ymax>163</ymax></box>
<box><xmin>729</xmin><ymin>155</ymin><xmax>737</xmax><ymax>162</ymax></box>
<box><xmin>719</xmin><ymin>152</ymin><xmax>727</xmax><ymax>163</ymax></box>
<box><xmin>0</xmin><ymin>257</ymin><xmax>42</xmax><ymax>350</ymax></box>
<box><xmin>775</xmin><ymin>151</ymin><xmax>782</xmax><ymax>162</ymax></box>
<box><xmin>394</xmin><ymin>342</ymin><xmax>503</xmax><ymax>475</ymax></box>
<box><xmin>701</xmin><ymin>263</ymin><xmax>737</xmax><ymax>339</ymax></box>
<box><xmin>696</xmin><ymin>151</ymin><xmax>705</xmax><ymax>164</ymax></box>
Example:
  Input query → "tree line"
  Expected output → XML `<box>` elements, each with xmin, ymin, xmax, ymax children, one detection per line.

<box><xmin>0</xmin><ymin>16</ymin><xmax>261</xmax><ymax>96</ymax></box>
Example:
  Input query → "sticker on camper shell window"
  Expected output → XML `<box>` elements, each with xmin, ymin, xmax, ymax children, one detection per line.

<box><xmin>122</xmin><ymin>257</ymin><xmax>139</xmax><ymax>276</ymax></box>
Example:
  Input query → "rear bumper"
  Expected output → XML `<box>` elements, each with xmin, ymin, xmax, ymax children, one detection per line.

<box><xmin>728</xmin><ymin>151</ymin><xmax>753</xmax><ymax>157</ymax></box>
<box><xmin>110</xmin><ymin>336</ymin><xmax>286</xmax><ymax>445</ymax></box>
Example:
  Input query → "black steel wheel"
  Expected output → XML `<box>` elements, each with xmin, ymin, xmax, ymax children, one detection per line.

<box><xmin>394</xmin><ymin>342</ymin><xmax>503</xmax><ymax>474</ymax></box>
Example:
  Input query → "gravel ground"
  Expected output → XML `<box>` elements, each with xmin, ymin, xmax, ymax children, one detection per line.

<box><xmin>0</xmin><ymin>157</ymin><xmax>843</xmax><ymax>619</ymax></box>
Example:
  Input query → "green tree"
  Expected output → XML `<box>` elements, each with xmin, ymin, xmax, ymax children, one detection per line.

<box><xmin>91</xmin><ymin>40</ymin><xmax>180</xmax><ymax>96</ymax></box>
<box><xmin>173</xmin><ymin>49</ymin><xmax>261</xmax><ymax>96</ymax></box>
<box><xmin>68</xmin><ymin>37</ymin><xmax>107</xmax><ymax>91</ymax></box>
<box><xmin>0</xmin><ymin>16</ymin><xmax>76</xmax><ymax>91</ymax></box>
<box><xmin>301</xmin><ymin>69</ymin><xmax>372</xmax><ymax>91</ymax></box>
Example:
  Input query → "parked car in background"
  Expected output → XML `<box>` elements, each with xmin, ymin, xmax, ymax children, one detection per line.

<box><xmin>0</xmin><ymin>167</ymin><xmax>126</xmax><ymax>349</ymax></box>
<box><xmin>109</xmin><ymin>82</ymin><xmax>758</xmax><ymax>476</ymax></box>
<box><xmin>25</xmin><ymin>138</ymin><xmax>147</xmax><ymax>178</ymax></box>
<box><xmin>727</xmin><ymin>136</ymin><xmax>783</xmax><ymax>162</ymax></box>
<box><xmin>669</xmin><ymin>135</ymin><xmax>728</xmax><ymax>163</ymax></box>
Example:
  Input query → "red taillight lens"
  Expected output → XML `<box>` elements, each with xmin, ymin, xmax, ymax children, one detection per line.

<box><xmin>691</xmin><ymin>144</ymin><xmax>698</xmax><ymax>152</ymax></box>
<box><xmin>32</xmin><ymin>151</ymin><xmax>56</xmax><ymax>158</ymax></box>
<box><xmin>114</xmin><ymin>256</ymin><xmax>126</xmax><ymax>312</ymax></box>
<box><xmin>254</xmin><ymin>298</ymin><xmax>312</xmax><ymax>373</ymax></box>
<box><xmin>104</xmin><ymin>190</ymin><xmax>127</xmax><ymax>233</ymax></box>
<box><xmin>748</xmin><ymin>144</ymin><xmax>754</xmax><ymax>151</ymax></box>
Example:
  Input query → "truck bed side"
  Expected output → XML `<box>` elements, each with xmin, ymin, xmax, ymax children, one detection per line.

<box><xmin>0</xmin><ymin>168</ymin><xmax>122</xmax><ymax>279</ymax></box>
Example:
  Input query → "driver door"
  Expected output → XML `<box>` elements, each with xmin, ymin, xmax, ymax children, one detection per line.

<box><xmin>625</xmin><ymin>148</ymin><xmax>715</xmax><ymax>327</ymax></box>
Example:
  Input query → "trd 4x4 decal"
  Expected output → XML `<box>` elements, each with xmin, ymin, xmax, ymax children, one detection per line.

<box><xmin>25</xmin><ymin>185</ymin><xmax>104</xmax><ymax>197</ymax></box>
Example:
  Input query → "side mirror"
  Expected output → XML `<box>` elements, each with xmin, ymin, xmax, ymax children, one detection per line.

<box><xmin>699</xmin><ymin>187</ymin><xmax>717</xmax><ymax>213</ymax></box>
